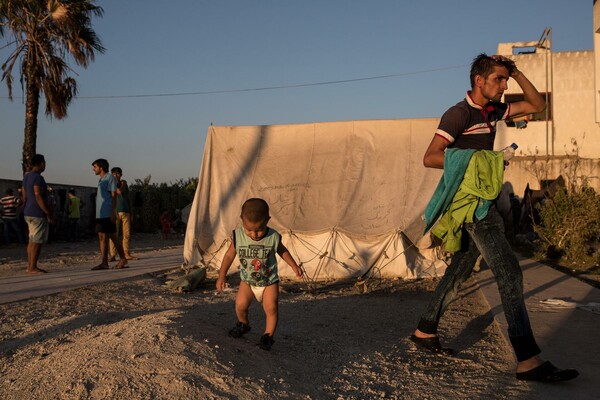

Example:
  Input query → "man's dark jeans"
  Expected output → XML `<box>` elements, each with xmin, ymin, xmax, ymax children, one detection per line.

<box><xmin>2</xmin><ymin>217</ymin><xmax>25</xmax><ymax>244</ymax></box>
<box><xmin>417</xmin><ymin>205</ymin><xmax>541</xmax><ymax>361</ymax></box>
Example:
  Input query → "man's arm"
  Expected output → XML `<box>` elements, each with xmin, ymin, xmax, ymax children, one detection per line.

<box><xmin>423</xmin><ymin>135</ymin><xmax>451</xmax><ymax>169</ymax></box>
<box><xmin>123</xmin><ymin>180</ymin><xmax>133</xmax><ymax>222</ymax></box>
<box><xmin>110</xmin><ymin>190</ymin><xmax>117</xmax><ymax>222</ymax></box>
<box><xmin>509</xmin><ymin>72</ymin><xmax>546</xmax><ymax>118</ymax></box>
<box><xmin>494</xmin><ymin>55</ymin><xmax>546</xmax><ymax>118</ymax></box>
<box><xmin>33</xmin><ymin>185</ymin><xmax>53</xmax><ymax>222</ymax></box>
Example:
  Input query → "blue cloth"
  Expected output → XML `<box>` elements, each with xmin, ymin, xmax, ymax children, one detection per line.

<box><xmin>96</xmin><ymin>173</ymin><xmax>117</xmax><ymax>218</ymax></box>
<box><xmin>431</xmin><ymin>150</ymin><xmax>504</xmax><ymax>252</ymax></box>
<box><xmin>424</xmin><ymin>148</ymin><xmax>476</xmax><ymax>233</ymax></box>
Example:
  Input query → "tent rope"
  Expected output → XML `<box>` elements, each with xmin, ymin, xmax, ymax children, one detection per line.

<box><xmin>193</xmin><ymin>227</ymin><xmax>444</xmax><ymax>293</ymax></box>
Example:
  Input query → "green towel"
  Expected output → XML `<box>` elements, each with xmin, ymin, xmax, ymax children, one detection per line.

<box><xmin>431</xmin><ymin>150</ymin><xmax>504</xmax><ymax>252</ymax></box>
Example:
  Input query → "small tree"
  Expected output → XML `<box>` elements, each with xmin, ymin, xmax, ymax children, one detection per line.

<box><xmin>535</xmin><ymin>186</ymin><xmax>600</xmax><ymax>265</ymax></box>
<box><xmin>528</xmin><ymin>138</ymin><xmax>600</xmax><ymax>267</ymax></box>
<box><xmin>0</xmin><ymin>0</ymin><xmax>105</xmax><ymax>172</ymax></box>
<box><xmin>129</xmin><ymin>175</ymin><xmax>197</xmax><ymax>233</ymax></box>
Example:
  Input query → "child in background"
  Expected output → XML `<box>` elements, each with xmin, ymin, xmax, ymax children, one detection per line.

<box><xmin>159</xmin><ymin>209</ymin><xmax>172</xmax><ymax>240</ymax></box>
<box><xmin>216</xmin><ymin>198</ymin><xmax>303</xmax><ymax>350</ymax></box>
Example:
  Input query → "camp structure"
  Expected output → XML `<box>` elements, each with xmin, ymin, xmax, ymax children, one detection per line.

<box><xmin>183</xmin><ymin>119</ymin><xmax>448</xmax><ymax>283</ymax></box>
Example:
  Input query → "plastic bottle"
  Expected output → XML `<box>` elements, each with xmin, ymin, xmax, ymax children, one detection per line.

<box><xmin>502</xmin><ymin>143</ymin><xmax>518</xmax><ymax>161</ymax></box>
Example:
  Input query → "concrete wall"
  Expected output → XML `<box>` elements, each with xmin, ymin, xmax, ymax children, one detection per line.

<box><xmin>495</xmin><ymin>48</ymin><xmax>600</xmax><ymax>159</ymax></box>
<box><xmin>498</xmin><ymin>156</ymin><xmax>600</xmax><ymax>210</ymax></box>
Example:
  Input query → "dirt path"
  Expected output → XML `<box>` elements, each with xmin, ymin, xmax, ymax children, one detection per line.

<box><xmin>0</xmin><ymin>235</ymin><xmax>538</xmax><ymax>399</ymax></box>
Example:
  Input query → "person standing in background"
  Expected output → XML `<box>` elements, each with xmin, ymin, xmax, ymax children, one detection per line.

<box><xmin>22</xmin><ymin>154</ymin><xmax>54</xmax><ymax>274</ymax></box>
<box><xmin>66</xmin><ymin>189</ymin><xmax>84</xmax><ymax>241</ymax></box>
<box><xmin>109</xmin><ymin>167</ymin><xmax>137</xmax><ymax>260</ymax></box>
<box><xmin>91</xmin><ymin>159</ymin><xmax>128</xmax><ymax>270</ymax></box>
<box><xmin>1</xmin><ymin>188</ymin><xmax>25</xmax><ymax>244</ymax></box>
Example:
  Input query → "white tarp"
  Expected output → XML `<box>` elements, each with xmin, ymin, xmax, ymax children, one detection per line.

<box><xmin>183</xmin><ymin>119</ymin><xmax>447</xmax><ymax>281</ymax></box>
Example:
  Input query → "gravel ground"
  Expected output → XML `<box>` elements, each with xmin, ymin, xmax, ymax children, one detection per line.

<box><xmin>0</xmin><ymin>234</ymin><xmax>540</xmax><ymax>399</ymax></box>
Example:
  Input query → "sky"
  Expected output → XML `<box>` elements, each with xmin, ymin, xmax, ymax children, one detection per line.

<box><xmin>0</xmin><ymin>1</ymin><xmax>594</xmax><ymax>187</ymax></box>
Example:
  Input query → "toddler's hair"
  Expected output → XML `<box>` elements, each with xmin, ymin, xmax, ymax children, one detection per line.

<box><xmin>241</xmin><ymin>198</ymin><xmax>269</xmax><ymax>222</ymax></box>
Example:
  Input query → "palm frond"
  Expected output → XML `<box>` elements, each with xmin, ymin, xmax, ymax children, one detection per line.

<box><xmin>1</xmin><ymin>0</ymin><xmax>104</xmax><ymax>173</ymax></box>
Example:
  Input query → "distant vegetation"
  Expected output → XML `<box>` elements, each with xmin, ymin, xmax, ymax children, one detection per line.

<box><xmin>129</xmin><ymin>176</ymin><xmax>197</xmax><ymax>233</ymax></box>
<box><xmin>522</xmin><ymin>139</ymin><xmax>600</xmax><ymax>273</ymax></box>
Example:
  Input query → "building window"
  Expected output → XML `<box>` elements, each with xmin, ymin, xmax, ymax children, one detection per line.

<box><xmin>505</xmin><ymin>92</ymin><xmax>552</xmax><ymax>127</ymax></box>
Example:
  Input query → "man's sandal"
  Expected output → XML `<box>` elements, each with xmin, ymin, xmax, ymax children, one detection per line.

<box><xmin>410</xmin><ymin>334</ymin><xmax>454</xmax><ymax>355</ymax></box>
<box><xmin>516</xmin><ymin>361</ymin><xmax>579</xmax><ymax>382</ymax></box>
<box><xmin>114</xmin><ymin>261</ymin><xmax>129</xmax><ymax>269</ymax></box>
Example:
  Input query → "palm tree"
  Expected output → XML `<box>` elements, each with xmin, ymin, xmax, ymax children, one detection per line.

<box><xmin>0</xmin><ymin>0</ymin><xmax>105</xmax><ymax>173</ymax></box>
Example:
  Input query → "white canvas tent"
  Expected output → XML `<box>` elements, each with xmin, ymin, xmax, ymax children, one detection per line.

<box><xmin>183</xmin><ymin>119</ymin><xmax>447</xmax><ymax>282</ymax></box>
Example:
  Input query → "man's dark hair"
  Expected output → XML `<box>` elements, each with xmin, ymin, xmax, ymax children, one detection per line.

<box><xmin>111</xmin><ymin>167</ymin><xmax>122</xmax><ymax>174</ymax></box>
<box><xmin>5</xmin><ymin>188</ymin><xmax>13</xmax><ymax>195</ymax></box>
<box><xmin>470</xmin><ymin>53</ymin><xmax>516</xmax><ymax>88</ymax></box>
<box><xmin>92</xmin><ymin>158</ymin><xmax>109</xmax><ymax>173</ymax></box>
<box><xmin>241</xmin><ymin>198</ymin><xmax>270</xmax><ymax>222</ymax></box>
<box><xmin>31</xmin><ymin>154</ymin><xmax>45</xmax><ymax>167</ymax></box>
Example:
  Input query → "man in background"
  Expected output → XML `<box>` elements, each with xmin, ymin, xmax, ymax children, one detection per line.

<box><xmin>22</xmin><ymin>154</ymin><xmax>54</xmax><ymax>274</ymax></box>
<box><xmin>66</xmin><ymin>189</ymin><xmax>84</xmax><ymax>241</ymax></box>
<box><xmin>109</xmin><ymin>167</ymin><xmax>137</xmax><ymax>261</ymax></box>
<box><xmin>91</xmin><ymin>158</ymin><xmax>128</xmax><ymax>270</ymax></box>
<box><xmin>1</xmin><ymin>188</ymin><xmax>25</xmax><ymax>244</ymax></box>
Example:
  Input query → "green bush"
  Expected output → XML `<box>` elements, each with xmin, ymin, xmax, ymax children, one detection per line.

<box><xmin>129</xmin><ymin>176</ymin><xmax>197</xmax><ymax>233</ymax></box>
<box><xmin>534</xmin><ymin>186</ymin><xmax>600</xmax><ymax>266</ymax></box>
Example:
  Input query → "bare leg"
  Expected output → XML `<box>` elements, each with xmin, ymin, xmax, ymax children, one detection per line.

<box><xmin>235</xmin><ymin>281</ymin><xmax>254</xmax><ymax>325</ymax></box>
<box><xmin>262</xmin><ymin>283</ymin><xmax>279</xmax><ymax>336</ymax></box>
<box><xmin>92</xmin><ymin>232</ymin><xmax>111</xmax><ymax>270</ymax></box>
<box><xmin>413</xmin><ymin>328</ymin><xmax>436</xmax><ymax>339</ymax></box>
<box><xmin>516</xmin><ymin>355</ymin><xmax>544</xmax><ymax>373</ymax></box>
<box><xmin>108</xmin><ymin>233</ymin><xmax>128</xmax><ymax>268</ymax></box>
<box><xmin>26</xmin><ymin>242</ymin><xmax>46</xmax><ymax>274</ymax></box>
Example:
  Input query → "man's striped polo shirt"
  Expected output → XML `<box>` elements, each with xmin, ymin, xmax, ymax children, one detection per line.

<box><xmin>435</xmin><ymin>91</ymin><xmax>510</xmax><ymax>151</ymax></box>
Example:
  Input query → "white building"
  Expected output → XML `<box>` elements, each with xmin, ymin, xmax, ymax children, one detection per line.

<box><xmin>491</xmin><ymin>7</ymin><xmax>600</xmax><ymax>198</ymax></box>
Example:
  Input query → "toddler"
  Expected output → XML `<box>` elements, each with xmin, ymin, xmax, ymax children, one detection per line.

<box><xmin>216</xmin><ymin>198</ymin><xmax>303</xmax><ymax>350</ymax></box>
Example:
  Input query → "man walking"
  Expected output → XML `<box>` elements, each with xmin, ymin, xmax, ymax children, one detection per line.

<box><xmin>109</xmin><ymin>167</ymin><xmax>137</xmax><ymax>261</ymax></box>
<box><xmin>411</xmin><ymin>54</ymin><xmax>578</xmax><ymax>382</ymax></box>
<box><xmin>91</xmin><ymin>158</ymin><xmax>128</xmax><ymax>270</ymax></box>
<box><xmin>22</xmin><ymin>154</ymin><xmax>53</xmax><ymax>274</ymax></box>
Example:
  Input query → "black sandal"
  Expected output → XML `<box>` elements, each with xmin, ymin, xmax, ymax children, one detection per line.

<box><xmin>258</xmin><ymin>333</ymin><xmax>274</xmax><ymax>351</ymax></box>
<box><xmin>229</xmin><ymin>322</ymin><xmax>251</xmax><ymax>338</ymax></box>
<box><xmin>516</xmin><ymin>361</ymin><xmax>579</xmax><ymax>382</ymax></box>
<box><xmin>410</xmin><ymin>334</ymin><xmax>454</xmax><ymax>355</ymax></box>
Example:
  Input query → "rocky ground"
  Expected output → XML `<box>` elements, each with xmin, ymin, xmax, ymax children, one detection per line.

<box><xmin>0</xmin><ymin>234</ymin><xmax>542</xmax><ymax>399</ymax></box>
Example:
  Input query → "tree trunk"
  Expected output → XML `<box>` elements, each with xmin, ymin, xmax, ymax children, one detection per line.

<box><xmin>22</xmin><ymin>66</ymin><xmax>40</xmax><ymax>175</ymax></box>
